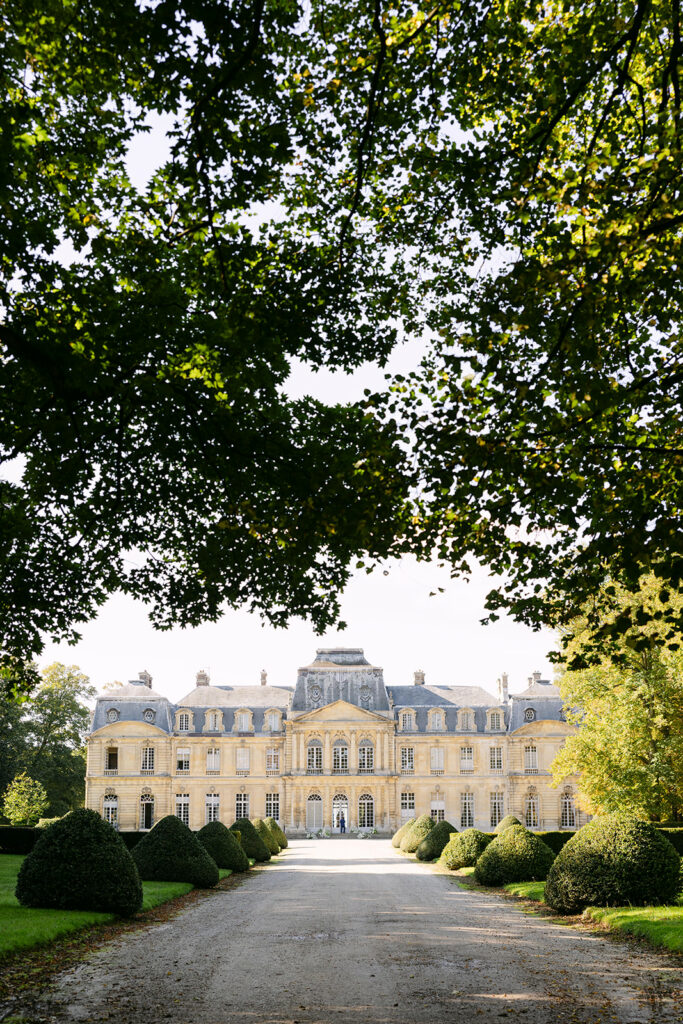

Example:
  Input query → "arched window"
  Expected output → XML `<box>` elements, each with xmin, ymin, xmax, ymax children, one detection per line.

<box><xmin>307</xmin><ymin>740</ymin><xmax>323</xmax><ymax>774</ymax></box>
<box><xmin>306</xmin><ymin>792</ymin><xmax>323</xmax><ymax>829</ymax></box>
<box><xmin>358</xmin><ymin>793</ymin><xmax>374</xmax><ymax>828</ymax></box>
<box><xmin>103</xmin><ymin>794</ymin><xmax>118</xmax><ymax>828</ymax></box>
<box><xmin>524</xmin><ymin>707</ymin><xmax>536</xmax><ymax>722</ymax></box>
<box><xmin>332</xmin><ymin>739</ymin><xmax>349</xmax><ymax>774</ymax></box>
<box><xmin>140</xmin><ymin>792</ymin><xmax>154</xmax><ymax>830</ymax></box>
<box><xmin>561</xmin><ymin>793</ymin><xmax>576</xmax><ymax>829</ymax></box>
<box><xmin>525</xmin><ymin>794</ymin><xmax>539</xmax><ymax>829</ymax></box>
<box><xmin>358</xmin><ymin>740</ymin><xmax>374</xmax><ymax>773</ymax></box>
<box><xmin>333</xmin><ymin>793</ymin><xmax>348</xmax><ymax>829</ymax></box>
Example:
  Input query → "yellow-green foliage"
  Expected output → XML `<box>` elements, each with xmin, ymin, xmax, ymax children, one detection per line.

<box><xmin>400</xmin><ymin>814</ymin><xmax>435</xmax><ymax>853</ymax></box>
<box><xmin>440</xmin><ymin>829</ymin><xmax>493</xmax><ymax>870</ymax></box>
<box><xmin>494</xmin><ymin>814</ymin><xmax>523</xmax><ymax>834</ymax></box>
<box><xmin>392</xmin><ymin>818</ymin><xmax>415</xmax><ymax>848</ymax></box>
<box><xmin>252</xmin><ymin>818</ymin><xmax>280</xmax><ymax>855</ymax></box>
<box><xmin>474</xmin><ymin>825</ymin><xmax>555</xmax><ymax>886</ymax></box>
<box><xmin>265</xmin><ymin>817</ymin><xmax>287</xmax><ymax>849</ymax></box>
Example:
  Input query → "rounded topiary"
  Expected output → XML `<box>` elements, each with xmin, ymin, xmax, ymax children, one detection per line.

<box><xmin>440</xmin><ymin>828</ymin><xmax>493</xmax><ymax>870</ymax></box>
<box><xmin>197</xmin><ymin>821</ymin><xmax>249</xmax><ymax>872</ymax></box>
<box><xmin>15</xmin><ymin>808</ymin><xmax>142</xmax><ymax>916</ymax></box>
<box><xmin>544</xmin><ymin>813</ymin><xmax>681</xmax><ymax>914</ymax></box>
<box><xmin>416</xmin><ymin>819</ymin><xmax>457</xmax><ymax>861</ymax></box>
<box><xmin>494</xmin><ymin>814</ymin><xmax>523</xmax><ymax>834</ymax></box>
<box><xmin>400</xmin><ymin>814</ymin><xmax>435</xmax><ymax>853</ymax></box>
<box><xmin>131</xmin><ymin>815</ymin><xmax>219</xmax><ymax>888</ymax></box>
<box><xmin>230</xmin><ymin>818</ymin><xmax>270</xmax><ymax>862</ymax></box>
<box><xmin>265</xmin><ymin>817</ymin><xmax>288</xmax><ymax>849</ymax></box>
<box><xmin>252</xmin><ymin>818</ymin><xmax>280</xmax><ymax>855</ymax></box>
<box><xmin>474</xmin><ymin>825</ymin><xmax>555</xmax><ymax>886</ymax></box>
<box><xmin>392</xmin><ymin>818</ymin><xmax>415</xmax><ymax>848</ymax></box>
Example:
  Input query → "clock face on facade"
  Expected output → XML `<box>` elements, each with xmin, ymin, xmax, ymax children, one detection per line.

<box><xmin>309</xmin><ymin>685</ymin><xmax>323</xmax><ymax>706</ymax></box>
<box><xmin>143</xmin><ymin>709</ymin><xmax>155</xmax><ymax>723</ymax></box>
<box><xmin>107</xmin><ymin>708</ymin><xmax>119</xmax><ymax>723</ymax></box>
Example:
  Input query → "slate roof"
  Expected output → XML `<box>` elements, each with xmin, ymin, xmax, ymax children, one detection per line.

<box><xmin>176</xmin><ymin>684</ymin><xmax>292</xmax><ymax>709</ymax></box>
<box><xmin>387</xmin><ymin>685</ymin><xmax>498</xmax><ymax>708</ymax></box>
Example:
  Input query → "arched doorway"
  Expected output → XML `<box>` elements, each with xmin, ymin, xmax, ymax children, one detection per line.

<box><xmin>306</xmin><ymin>793</ymin><xmax>323</xmax><ymax>830</ymax></box>
<box><xmin>358</xmin><ymin>793</ymin><xmax>374</xmax><ymax>829</ymax></box>
<box><xmin>332</xmin><ymin>793</ymin><xmax>348</xmax><ymax>832</ymax></box>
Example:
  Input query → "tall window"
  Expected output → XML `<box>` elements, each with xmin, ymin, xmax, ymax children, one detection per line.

<box><xmin>236</xmin><ymin>748</ymin><xmax>250</xmax><ymax>775</ymax></box>
<box><xmin>266</xmin><ymin>747</ymin><xmax>280</xmax><ymax>772</ymax></box>
<box><xmin>489</xmin><ymin>746</ymin><xmax>503</xmax><ymax>771</ymax></box>
<box><xmin>525</xmin><ymin>794</ymin><xmax>539</xmax><ymax>828</ymax></box>
<box><xmin>175</xmin><ymin>793</ymin><xmax>190</xmax><ymax>826</ymax></box>
<box><xmin>307</xmin><ymin>741</ymin><xmax>323</xmax><ymax>773</ymax></box>
<box><xmin>178</xmin><ymin>713</ymin><xmax>190</xmax><ymax>731</ymax></box>
<box><xmin>460</xmin><ymin>793</ymin><xmax>474</xmax><ymax>829</ymax></box>
<box><xmin>103</xmin><ymin>794</ymin><xmax>118</xmax><ymax>828</ymax></box>
<box><xmin>141</xmin><ymin>746</ymin><xmax>155</xmax><ymax>774</ymax></box>
<box><xmin>205</xmin><ymin>793</ymin><xmax>220</xmax><ymax>824</ymax></box>
<box><xmin>400</xmin><ymin>747</ymin><xmax>414</xmax><ymax>773</ymax></box>
<box><xmin>358</xmin><ymin>742</ymin><xmax>374</xmax><ymax>773</ymax></box>
<box><xmin>430</xmin><ymin>747</ymin><xmax>444</xmax><ymax>773</ymax></box>
<box><xmin>176</xmin><ymin>747</ymin><xmax>190</xmax><ymax>772</ymax></box>
<box><xmin>358</xmin><ymin>793</ymin><xmax>374</xmax><ymax>828</ymax></box>
<box><xmin>140</xmin><ymin>793</ymin><xmax>154</xmax><ymax>829</ymax></box>
<box><xmin>429</xmin><ymin>711</ymin><xmax>445</xmax><ymax>731</ymax></box>
<box><xmin>430</xmin><ymin>800</ymin><xmax>445</xmax><ymax>822</ymax></box>
<box><xmin>206</xmin><ymin>747</ymin><xmax>220</xmax><ymax>773</ymax></box>
<box><xmin>524</xmin><ymin>745</ymin><xmax>538</xmax><ymax>774</ymax></box>
<box><xmin>268</xmin><ymin>711</ymin><xmax>280</xmax><ymax>731</ymax></box>
<box><xmin>266</xmin><ymin>792</ymin><xmax>280</xmax><ymax>820</ymax></box>
<box><xmin>561</xmin><ymin>793</ymin><xmax>576</xmax><ymax>829</ymax></box>
<box><xmin>105</xmin><ymin>748</ymin><xmax>118</xmax><ymax>774</ymax></box>
<box><xmin>459</xmin><ymin>710</ymin><xmax>473</xmax><ymax>731</ymax></box>
<box><xmin>460</xmin><ymin>746</ymin><xmax>474</xmax><ymax>772</ymax></box>
<box><xmin>400</xmin><ymin>792</ymin><xmax>415</xmax><ymax>820</ymax></box>
<box><xmin>401</xmin><ymin>712</ymin><xmax>414</xmax><ymax>730</ymax></box>
<box><xmin>490</xmin><ymin>792</ymin><xmax>504</xmax><ymax>828</ymax></box>
<box><xmin>490</xmin><ymin>711</ymin><xmax>502</xmax><ymax>731</ymax></box>
<box><xmin>208</xmin><ymin>712</ymin><xmax>220</xmax><ymax>731</ymax></box>
<box><xmin>235</xmin><ymin>793</ymin><xmax>249</xmax><ymax>818</ymax></box>
<box><xmin>237</xmin><ymin>712</ymin><xmax>250</xmax><ymax>732</ymax></box>
<box><xmin>332</xmin><ymin>742</ymin><xmax>349</xmax><ymax>773</ymax></box>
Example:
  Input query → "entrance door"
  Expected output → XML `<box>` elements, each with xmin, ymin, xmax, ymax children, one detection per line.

<box><xmin>306</xmin><ymin>793</ymin><xmax>323</xmax><ymax>830</ymax></box>
<box><xmin>332</xmin><ymin>793</ymin><xmax>348</xmax><ymax>832</ymax></box>
<box><xmin>140</xmin><ymin>795</ymin><xmax>154</xmax><ymax>830</ymax></box>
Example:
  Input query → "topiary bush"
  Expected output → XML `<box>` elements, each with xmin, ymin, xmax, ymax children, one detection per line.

<box><xmin>230</xmin><ymin>818</ymin><xmax>270</xmax><ymax>862</ymax></box>
<box><xmin>392</xmin><ymin>818</ymin><xmax>415</xmax><ymax>848</ymax></box>
<box><xmin>656</xmin><ymin>828</ymin><xmax>683</xmax><ymax>856</ymax></box>
<box><xmin>131</xmin><ymin>815</ymin><xmax>219</xmax><ymax>888</ymax></box>
<box><xmin>474</xmin><ymin>825</ymin><xmax>555</xmax><ymax>886</ymax></box>
<box><xmin>494</xmin><ymin>814</ymin><xmax>523</xmax><ymax>834</ymax></box>
<box><xmin>544</xmin><ymin>813</ymin><xmax>681</xmax><ymax>914</ymax></box>
<box><xmin>15</xmin><ymin>809</ymin><xmax>142</xmax><ymax>916</ymax></box>
<box><xmin>440</xmin><ymin>829</ymin><xmax>493</xmax><ymax>870</ymax></box>
<box><xmin>252</xmin><ymin>818</ymin><xmax>280</xmax><ymax>855</ymax></box>
<box><xmin>400</xmin><ymin>814</ymin><xmax>435</xmax><ymax>853</ymax></box>
<box><xmin>536</xmin><ymin>831</ymin><xmax>575</xmax><ymax>855</ymax></box>
<box><xmin>197</xmin><ymin>821</ymin><xmax>249</xmax><ymax>872</ymax></box>
<box><xmin>265</xmin><ymin>817</ymin><xmax>288</xmax><ymax>849</ymax></box>
<box><xmin>416</xmin><ymin>820</ymin><xmax>457</xmax><ymax>861</ymax></box>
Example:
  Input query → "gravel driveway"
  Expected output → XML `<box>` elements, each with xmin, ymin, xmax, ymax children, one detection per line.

<box><xmin>35</xmin><ymin>838</ymin><xmax>682</xmax><ymax>1023</ymax></box>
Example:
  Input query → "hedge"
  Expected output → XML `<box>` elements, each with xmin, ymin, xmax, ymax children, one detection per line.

<box><xmin>0</xmin><ymin>826</ymin><xmax>39</xmax><ymax>855</ymax></box>
<box><xmin>252</xmin><ymin>818</ymin><xmax>280</xmax><ymax>856</ymax></box>
<box><xmin>400</xmin><ymin>814</ymin><xmax>435</xmax><ymax>853</ymax></box>
<box><xmin>545</xmin><ymin>813</ymin><xmax>681</xmax><ymax>914</ymax></box>
<box><xmin>440</xmin><ymin>829</ymin><xmax>493</xmax><ymax>870</ymax></box>
<box><xmin>474</xmin><ymin>825</ymin><xmax>555</xmax><ymax>886</ymax></box>
<box><xmin>265</xmin><ymin>817</ymin><xmax>288</xmax><ymax>849</ymax></box>
<box><xmin>132</xmin><ymin>815</ymin><xmax>219</xmax><ymax>888</ymax></box>
<box><xmin>118</xmin><ymin>831</ymin><xmax>145</xmax><ymax>850</ymax></box>
<box><xmin>416</xmin><ymin>819</ymin><xmax>457</xmax><ymax>861</ymax></box>
<box><xmin>16</xmin><ymin>809</ymin><xmax>142</xmax><ymax>916</ymax></box>
<box><xmin>536</xmin><ymin>831</ymin><xmax>576</xmax><ymax>855</ymax></box>
<box><xmin>230</xmin><ymin>818</ymin><xmax>270</xmax><ymax>862</ymax></box>
<box><xmin>391</xmin><ymin>819</ymin><xmax>415</xmax><ymax>849</ymax></box>
<box><xmin>655</xmin><ymin>828</ymin><xmax>683</xmax><ymax>856</ymax></box>
<box><xmin>197</xmin><ymin>821</ymin><xmax>249</xmax><ymax>872</ymax></box>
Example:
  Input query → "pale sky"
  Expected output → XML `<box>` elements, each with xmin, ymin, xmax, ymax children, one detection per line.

<box><xmin>32</xmin><ymin>113</ymin><xmax>557</xmax><ymax>699</ymax></box>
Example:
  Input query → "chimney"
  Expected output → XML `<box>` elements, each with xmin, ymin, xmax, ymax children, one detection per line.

<box><xmin>138</xmin><ymin>670</ymin><xmax>152</xmax><ymax>689</ymax></box>
<box><xmin>414</xmin><ymin>669</ymin><xmax>425</xmax><ymax>686</ymax></box>
<box><xmin>196</xmin><ymin>669</ymin><xmax>210</xmax><ymax>687</ymax></box>
<box><xmin>533</xmin><ymin>670</ymin><xmax>542</xmax><ymax>684</ymax></box>
<box><xmin>497</xmin><ymin>672</ymin><xmax>509</xmax><ymax>704</ymax></box>
<box><xmin>260</xmin><ymin>669</ymin><xmax>267</xmax><ymax>686</ymax></box>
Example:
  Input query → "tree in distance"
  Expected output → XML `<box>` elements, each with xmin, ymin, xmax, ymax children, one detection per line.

<box><xmin>230</xmin><ymin>818</ymin><xmax>270</xmax><ymax>862</ymax></box>
<box><xmin>264</xmin><ymin>817</ymin><xmax>287</xmax><ymax>850</ymax></box>
<box><xmin>391</xmin><ymin>818</ymin><xmax>415</xmax><ymax>849</ymax></box>
<box><xmin>474</xmin><ymin>826</ymin><xmax>555</xmax><ymax>886</ymax></box>
<box><xmin>16</xmin><ymin>808</ymin><xmax>142</xmax><ymax>916</ymax></box>
<box><xmin>440</xmin><ymin>829</ymin><xmax>494</xmax><ymax>871</ymax></box>
<box><xmin>416</xmin><ymin>819</ymin><xmax>457</xmax><ymax>861</ymax></box>
<box><xmin>252</xmin><ymin>817</ymin><xmax>280</xmax><ymax>856</ymax></box>
<box><xmin>494</xmin><ymin>815</ymin><xmax>523</xmax><ymax>834</ymax></box>
<box><xmin>197</xmin><ymin>821</ymin><xmax>249</xmax><ymax>873</ymax></box>
<box><xmin>131</xmin><ymin>815</ymin><xmax>219</xmax><ymax>888</ymax></box>
<box><xmin>400</xmin><ymin>814</ymin><xmax>435</xmax><ymax>854</ymax></box>
<box><xmin>2</xmin><ymin>772</ymin><xmax>48</xmax><ymax>825</ymax></box>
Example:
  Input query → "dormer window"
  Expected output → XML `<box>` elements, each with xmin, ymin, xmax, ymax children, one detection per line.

<box><xmin>267</xmin><ymin>711</ymin><xmax>281</xmax><ymax>732</ymax></box>
<box><xmin>428</xmin><ymin>710</ymin><xmax>445</xmax><ymax>731</ymax></box>
<box><xmin>489</xmin><ymin>710</ymin><xmax>503</xmax><ymax>731</ymax></box>
<box><xmin>208</xmin><ymin>711</ymin><xmax>221</xmax><ymax>731</ymax></box>
<box><xmin>178</xmin><ymin>712</ymin><xmax>190</xmax><ymax>732</ymax></box>
<box><xmin>107</xmin><ymin>708</ymin><xmax>119</xmax><ymax>723</ymax></box>
<box><xmin>237</xmin><ymin>711</ymin><xmax>250</xmax><ymax>732</ymax></box>
<box><xmin>525</xmin><ymin>708</ymin><xmax>536</xmax><ymax>722</ymax></box>
<box><xmin>458</xmin><ymin>709</ymin><xmax>474</xmax><ymax>731</ymax></box>
<box><xmin>401</xmin><ymin>711</ymin><xmax>415</xmax><ymax>731</ymax></box>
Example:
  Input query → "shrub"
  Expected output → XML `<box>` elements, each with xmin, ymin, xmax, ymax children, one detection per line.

<box><xmin>0</xmin><ymin>826</ymin><xmax>39</xmax><ymax>855</ymax></box>
<box><xmin>536</xmin><ymin>831</ymin><xmax>576</xmax><ymax>855</ymax></box>
<box><xmin>655</xmin><ymin>828</ymin><xmax>683</xmax><ymax>856</ymax></box>
<box><xmin>440</xmin><ymin>829</ymin><xmax>493</xmax><ymax>870</ymax></box>
<box><xmin>118</xmin><ymin>831</ymin><xmax>145</xmax><ymax>850</ymax></box>
<box><xmin>544</xmin><ymin>813</ymin><xmax>681</xmax><ymax>914</ymax></box>
<box><xmin>230</xmin><ymin>818</ymin><xmax>270</xmax><ymax>862</ymax></box>
<box><xmin>416</xmin><ymin>820</ymin><xmax>457</xmax><ymax>861</ymax></box>
<box><xmin>197</xmin><ymin>821</ymin><xmax>249</xmax><ymax>872</ymax></box>
<box><xmin>400</xmin><ymin>814</ymin><xmax>435</xmax><ymax>853</ymax></box>
<box><xmin>474</xmin><ymin>825</ymin><xmax>555</xmax><ymax>886</ymax></box>
<box><xmin>494</xmin><ymin>814</ymin><xmax>523</xmax><ymax>834</ymax></box>
<box><xmin>132</xmin><ymin>815</ymin><xmax>219</xmax><ymax>888</ymax></box>
<box><xmin>15</xmin><ymin>809</ymin><xmax>142</xmax><ymax>916</ymax></box>
<box><xmin>391</xmin><ymin>818</ymin><xmax>415</xmax><ymax>848</ymax></box>
<box><xmin>36</xmin><ymin>816</ymin><xmax>64</xmax><ymax>828</ymax></box>
<box><xmin>265</xmin><ymin>817</ymin><xmax>288</xmax><ymax>849</ymax></box>
<box><xmin>252</xmin><ymin>818</ymin><xmax>280</xmax><ymax>855</ymax></box>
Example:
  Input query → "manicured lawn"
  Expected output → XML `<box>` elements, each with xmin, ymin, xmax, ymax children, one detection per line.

<box><xmin>504</xmin><ymin>881</ymin><xmax>546</xmax><ymax>902</ymax></box>
<box><xmin>584</xmin><ymin>902</ymin><xmax>683</xmax><ymax>954</ymax></box>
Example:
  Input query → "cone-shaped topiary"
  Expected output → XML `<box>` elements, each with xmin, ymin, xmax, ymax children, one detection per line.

<box><xmin>416</xmin><ymin>819</ymin><xmax>457</xmax><ymax>861</ymax></box>
<box><xmin>440</xmin><ymin>829</ymin><xmax>493</xmax><ymax>870</ymax></box>
<box><xmin>392</xmin><ymin>818</ymin><xmax>415</xmax><ymax>848</ymax></box>
<box><xmin>252</xmin><ymin>818</ymin><xmax>280</xmax><ymax>855</ymax></box>
<box><xmin>474</xmin><ymin>825</ymin><xmax>555</xmax><ymax>885</ymax></box>
<box><xmin>544</xmin><ymin>813</ymin><xmax>681</xmax><ymax>914</ymax></box>
<box><xmin>265</xmin><ymin>817</ymin><xmax>288</xmax><ymax>849</ymax></box>
<box><xmin>15</xmin><ymin>809</ymin><xmax>142</xmax><ymax>916</ymax></box>
<box><xmin>494</xmin><ymin>814</ymin><xmax>523</xmax><ymax>834</ymax></box>
<box><xmin>131</xmin><ymin>815</ymin><xmax>219</xmax><ymax>888</ymax></box>
<box><xmin>400</xmin><ymin>814</ymin><xmax>435</xmax><ymax>853</ymax></box>
<box><xmin>230</xmin><ymin>818</ymin><xmax>270</xmax><ymax>861</ymax></box>
<box><xmin>197</xmin><ymin>821</ymin><xmax>249</xmax><ymax>872</ymax></box>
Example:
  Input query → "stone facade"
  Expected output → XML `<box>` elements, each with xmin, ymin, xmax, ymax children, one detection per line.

<box><xmin>85</xmin><ymin>648</ymin><xmax>585</xmax><ymax>834</ymax></box>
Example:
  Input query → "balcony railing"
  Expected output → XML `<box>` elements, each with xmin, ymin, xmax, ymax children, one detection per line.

<box><xmin>266</xmin><ymin>769</ymin><xmax>280</xmax><ymax>776</ymax></box>
<box><xmin>430</xmin><ymin>769</ymin><xmax>444</xmax><ymax>775</ymax></box>
<box><xmin>400</xmin><ymin>767</ymin><xmax>414</xmax><ymax>774</ymax></box>
<box><xmin>140</xmin><ymin>769</ymin><xmax>154</xmax><ymax>775</ymax></box>
<box><xmin>176</xmin><ymin>768</ymin><xmax>190</xmax><ymax>775</ymax></box>
<box><xmin>206</xmin><ymin>769</ymin><xmax>220</xmax><ymax>776</ymax></box>
<box><xmin>460</xmin><ymin>766</ymin><xmax>474</xmax><ymax>774</ymax></box>
<box><xmin>307</xmin><ymin>766</ymin><xmax>321</xmax><ymax>775</ymax></box>
<box><xmin>358</xmin><ymin>768</ymin><xmax>374</xmax><ymax>774</ymax></box>
<box><xmin>236</xmin><ymin>769</ymin><xmax>250</xmax><ymax>777</ymax></box>
<box><xmin>332</xmin><ymin>768</ymin><xmax>349</xmax><ymax>775</ymax></box>
<box><xmin>524</xmin><ymin>767</ymin><xmax>539</xmax><ymax>775</ymax></box>
<box><xmin>104</xmin><ymin>768</ymin><xmax>118</xmax><ymax>776</ymax></box>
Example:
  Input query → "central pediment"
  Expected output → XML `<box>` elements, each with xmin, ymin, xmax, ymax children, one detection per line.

<box><xmin>291</xmin><ymin>699</ymin><xmax>391</xmax><ymax>724</ymax></box>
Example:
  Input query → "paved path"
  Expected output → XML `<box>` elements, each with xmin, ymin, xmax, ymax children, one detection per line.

<box><xmin>38</xmin><ymin>839</ymin><xmax>682</xmax><ymax>1024</ymax></box>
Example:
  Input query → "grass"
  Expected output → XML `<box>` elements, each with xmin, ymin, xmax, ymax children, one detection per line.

<box><xmin>504</xmin><ymin>881</ymin><xmax>546</xmax><ymax>902</ymax></box>
<box><xmin>584</xmin><ymin>902</ymin><xmax>683</xmax><ymax>954</ymax></box>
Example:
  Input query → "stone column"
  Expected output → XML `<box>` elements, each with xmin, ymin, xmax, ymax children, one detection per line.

<box><xmin>383</xmin><ymin>732</ymin><xmax>389</xmax><ymax>773</ymax></box>
<box><xmin>324</xmin><ymin>732</ymin><xmax>331</xmax><ymax>774</ymax></box>
<box><xmin>350</xmin><ymin>731</ymin><xmax>357</xmax><ymax>773</ymax></box>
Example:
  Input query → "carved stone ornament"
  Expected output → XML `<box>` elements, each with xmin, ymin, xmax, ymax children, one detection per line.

<box><xmin>309</xmin><ymin>684</ymin><xmax>323</xmax><ymax>707</ymax></box>
<box><xmin>143</xmin><ymin>708</ymin><xmax>155</xmax><ymax>723</ymax></box>
<box><xmin>107</xmin><ymin>708</ymin><xmax>119</xmax><ymax>723</ymax></box>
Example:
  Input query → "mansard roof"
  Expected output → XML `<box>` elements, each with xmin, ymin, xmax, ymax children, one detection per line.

<box><xmin>387</xmin><ymin>685</ymin><xmax>498</xmax><ymax>708</ymax></box>
<box><xmin>176</xmin><ymin>684</ymin><xmax>292</xmax><ymax>709</ymax></box>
